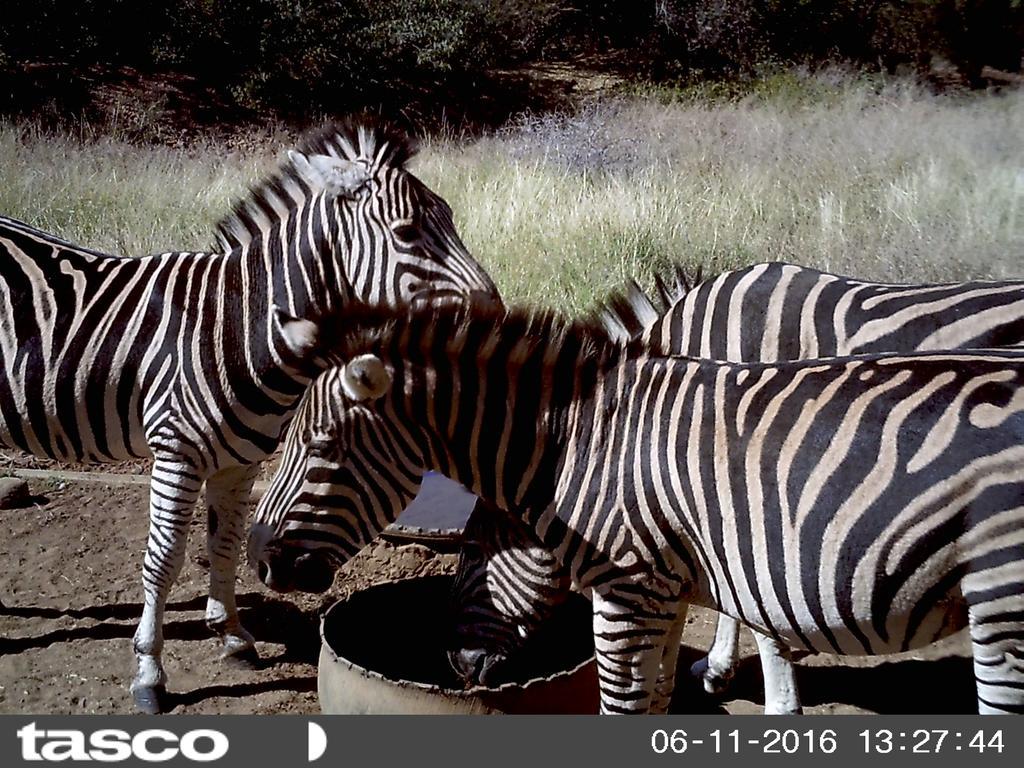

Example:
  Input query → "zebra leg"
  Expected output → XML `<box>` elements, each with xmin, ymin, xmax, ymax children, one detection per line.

<box><xmin>650</xmin><ymin>602</ymin><xmax>689</xmax><ymax>714</ymax></box>
<box><xmin>592</xmin><ymin>589</ymin><xmax>676</xmax><ymax>714</ymax></box>
<box><xmin>968</xmin><ymin>597</ymin><xmax>1024</xmax><ymax>714</ymax></box>
<box><xmin>205</xmin><ymin>464</ymin><xmax>259</xmax><ymax>667</ymax></box>
<box><xmin>131</xmin><ymin>458</ymin><xmax>204</xmax><ymax>714</ymax></box>
<box><xmin>751</xmin><ymin>630</ymin><xmax>802</xmax><ymax>714</ymax></box>
<box><xmin>690</xmin><ymin>614</ymin><xmax>740</xmax><ymax>694</ymax></box>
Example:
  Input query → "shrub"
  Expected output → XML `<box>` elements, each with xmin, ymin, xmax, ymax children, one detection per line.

<box><xmin>0</xmin><ymin>1</ymin><xmax>564</xmax><ymax>122</ymax></box>
<box><xmin>0</xmin><ymin>1</ymin><xmax>1021</xmax><ymax>126</ymax></box>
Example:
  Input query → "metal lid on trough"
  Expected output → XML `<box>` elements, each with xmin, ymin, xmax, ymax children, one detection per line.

<box><xmin>382</xmin><ymin>472</ymin><xmax>476</xmax><ymax>544</ymax></box>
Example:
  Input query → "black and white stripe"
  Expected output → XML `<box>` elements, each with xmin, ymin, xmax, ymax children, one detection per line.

<box><xmin>249</xmin><ymin>297</ymin><xmax>1024</xmax><ymax>714</ymax></box>
<box><xmin>0</xmin><ymin>120</ymin><xmax>498</xmax><ymax>713</ymax></box>
<box><xmin>454</xmin><ymin>262</ymin><xmax>1024</xmax><ymax>711</ymax></box>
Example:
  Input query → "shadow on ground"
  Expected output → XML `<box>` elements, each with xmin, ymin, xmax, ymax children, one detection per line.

<box><xmin>669</xmin><ymin>645</ymin><xmax>976</xmax><ymax>714</ymax></box>
<box><xmin>0</xmin><ymin>592</ymin><xmax>321</xmax><ymax>666</ymax></box>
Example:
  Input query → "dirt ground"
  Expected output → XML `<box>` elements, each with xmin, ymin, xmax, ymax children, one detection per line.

<box><xmin>0</xmin><ymin>476</ymin><xmax>977</xmax><ymax>715</ymax></box>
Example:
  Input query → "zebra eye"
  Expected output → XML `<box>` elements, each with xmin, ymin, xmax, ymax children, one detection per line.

<box><xmin>392</xmin><ymin>223</ymin><xmax>420</xmax><ymax>243</ymax></box>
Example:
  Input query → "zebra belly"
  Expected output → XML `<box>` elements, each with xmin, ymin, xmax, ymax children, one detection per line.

<box><xmin>723</xmin><ymin>587</ymin><xmax>969</xmax><ymax>657</ymax></box>
<box><xmin>0</xmin><ymin>407</ymin><xmax>151</xmax><ymax>464</ymax></box>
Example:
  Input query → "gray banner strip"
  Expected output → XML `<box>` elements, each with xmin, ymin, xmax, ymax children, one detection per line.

<box><xmin>1</xmin><ymin>715</ymin><xmax>1018</xmax><ymax>768</ymax></box>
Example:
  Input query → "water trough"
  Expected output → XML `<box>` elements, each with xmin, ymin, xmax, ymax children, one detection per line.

<box><xmin>318</xmin><ymin>575</ymin><xmax>598</xmax><ymax>714</ymax></box>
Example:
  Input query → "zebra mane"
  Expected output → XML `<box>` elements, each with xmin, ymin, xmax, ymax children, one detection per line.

<box><xmin>213</xmin><ymin>118</ymin><xmax>418</xmax><ymax>251</ymax></box>
<box><xmin>314</xmin><ymin>263</ymin><xmax>716</xmax><ymax>377</ymax></box>
<box><xmin>655</xmin><ymin>262</ymin><xmax>703</xmax><ymax>306</ymax></box>
<box><xmin>597</xmin><ymin>263</ymin><xmax>703</xmax><ymax>340</ymax></box>
<box><xmin>316</xmin><ymin>296</ymin><xmax>631</xmax><ymax>376</ymax></box>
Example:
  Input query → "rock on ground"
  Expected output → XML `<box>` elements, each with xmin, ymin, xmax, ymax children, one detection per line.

<box><xmin>0</xmin><ymin>477</ymin><xmax>30</xmax><ymax>508</ymax></box>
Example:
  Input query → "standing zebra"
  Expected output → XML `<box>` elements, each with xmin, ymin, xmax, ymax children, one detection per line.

<box><xmin>451</xmin><ymin>262</ymin><xmax>1024</xmax><ymax>712</ymax></box>
<box><xmin>248</xmin><ymin>297</ymin><xmax>1024</xmax><ymax>715</ymax></box>
<box><xmin>0</xmin><ymin>120</ymin><xmax>498</xmax><ymax>713</ymax></box>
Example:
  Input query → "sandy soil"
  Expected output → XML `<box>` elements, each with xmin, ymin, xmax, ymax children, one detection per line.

<box><xmin>0</xmin><ymin>477</ymin><xmax>976</xmax><ymax>715</ymax></box>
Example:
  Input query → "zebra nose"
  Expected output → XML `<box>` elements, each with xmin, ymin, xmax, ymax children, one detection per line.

<box><xmin>256</xmin><ymin>559</ymin><xmax>294</xmax><ymax>594</ymax></box>
<box><xmin>476</xmin><ymin>651</ymin><xmax>507</xmax><ymax>686</ymax></box>
<box><xmin>448</xmin><ymin>647</ymin><xmax>488</xmax><ymax>683</ymax></box>
<box><xmin>292</xmin><ymin>552</ymin><xmax>335</xmax><ymax>594</ymax></box>
<box><xmin>448</xmin><ymin>647</ymin><xmax>508</xmax><ymax>685</ymax></box>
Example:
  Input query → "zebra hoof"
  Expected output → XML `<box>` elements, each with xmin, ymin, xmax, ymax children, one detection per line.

<box><xmin>132</xmin><ymin>685</ymin><xmax>167</xmax><ymax>715</ymax></box>
<box><xmin>222</xmin><ymin>646</ymin><xmax>261</xmax><ymax>670</ymax></box>
<box><xmin>689</xmin><ymin>658</ymin><xmax>733</xmax><ymax>695</ymax></box>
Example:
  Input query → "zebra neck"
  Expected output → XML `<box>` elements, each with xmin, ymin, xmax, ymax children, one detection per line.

<box><xmin>393</xmin><ymin>355</ymin><xmax>576</xmax><ymax>517</ymax></box>
<box><xmin>177</xmin><ymin>246</ymin><xmax>324</xmax><ymax>438</ymax></box>
<box><xmin>239</xmin><ymin>230</ymin><xmax>345</xmax><ymax>354</ymax></box>
<box><xmin>239</xmin><ymin>202</ymin><xmax>346</xmax><ymax>324</ymax></box>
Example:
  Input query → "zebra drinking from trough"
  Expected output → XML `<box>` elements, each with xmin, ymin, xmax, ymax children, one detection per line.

<box><xmin>0</xmin><ymin>120</ymin><xmax>498</xmax><ymax>713</ymax></box>
<box><xmin>248</xmin><ymin>295</ymin><xmax>1024</xmax><ymax>715</ymax></box>
<box><xmin>451</xmin><ymin>262</ymin><xmax>1024</xmax><ymax>712</ymax></box>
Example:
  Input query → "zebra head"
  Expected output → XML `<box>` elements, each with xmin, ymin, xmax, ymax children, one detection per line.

<box><xmin>447</xmin><ymin>501</ymin><xmax>573</xmax><ymax>685</ymax></box>
<box><xmin>216</xmin><ymin>120</ymin><xmax>500</xmax><ymax>314</ymax></box>
<box><xmin>247</xmin><ymin>296</ymin><xmax>607</xmax><ymax>674</ymax></box>
<box><xmin>248</xmin><ymin>352</ymin><xmax>423</xmax><ymax>594</ymax></box>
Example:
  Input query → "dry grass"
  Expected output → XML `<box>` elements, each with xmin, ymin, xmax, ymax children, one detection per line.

<box><xmin>1</xmin><ymin>74</ymin><xmax>1022</xmax><ymax>312</ymax></box>
<box><xmin>0</xmin><ymin>123</ymin><xmax>271</xmax><ymax>254</ymax></box>
<box><xmin>423</xmin><ymin>77</ymin><xmax>1024</xmax><ymax>310</ymax></box>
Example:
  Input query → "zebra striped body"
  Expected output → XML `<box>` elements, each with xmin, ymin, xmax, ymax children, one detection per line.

<box><xmin>455</xmin><ymin>262</ymin><xmax>1024</xmax><ymax>710</ymax></box>
<box><xmin>249</xmin><ymin>299</ymin><xmax>1024</xmax><ymax>714</ymax></box>
<box><xmin>0</xmin><ymin>121</ymin><xmax>498</xmax><ymax>712</ymax></box>
<box><xmin>645</xmin><ymin>262</ymin><xmax>1024</xmax><ymax>359</ymax></box>
<box><xmin>1</xmin><ymin>219</ymin><xmax>300</xmax><ymax>466</ymax></box>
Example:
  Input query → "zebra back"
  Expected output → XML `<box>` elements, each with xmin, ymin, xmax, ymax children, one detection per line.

<box><xmin>452</xmin><ymin>261</ymin><xmax>1024</xmax><ymax>665</ymax></box>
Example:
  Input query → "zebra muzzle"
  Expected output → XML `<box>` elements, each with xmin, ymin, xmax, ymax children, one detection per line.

<box><xmin>292</xmin><ymin>552</ymin><xmax>336</xmax><ymax>593</ymax></box>
<box><xmin>256</xmin><ymin>547</ymin><xmax>336</xmax><ymax>594</ymax></box>
<box><xmin>447</xmin><ymin>647</ymin><xmax>508</xmax><ymax>687</ymax></box>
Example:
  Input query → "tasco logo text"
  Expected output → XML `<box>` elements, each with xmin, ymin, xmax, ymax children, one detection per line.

<box><xmin>17</xmin><ymin>723</ymin><xmax>229</xmax><ymax>762</ymax></box>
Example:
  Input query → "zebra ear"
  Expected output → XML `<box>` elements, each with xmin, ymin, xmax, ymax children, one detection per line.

<box><xmin>341</xmin><ymin>354</ymin><xmax>391</xmax><ymax>402</ymax></box>
<box><xmin>288</xmin><ymin>150</ymin><xmax>371</xmax><ymax>200</ymax></box>
<box><xmin>274</xmin><ymin>305</ymin><xmax>320</xmax><ymax>359</ymax></box>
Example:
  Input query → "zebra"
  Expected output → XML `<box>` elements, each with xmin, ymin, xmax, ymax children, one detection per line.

<box><xmin>0</xmin><ymin>120</ymin><xmax>498</xmax><ymax>713</ymax></box>
<box><xmin>248</xmin><ymin>296</ymin><xmax>1024</xmax><ymax>715</ymax></box>
<box><xmin>450</xmin><ymin>261</ymin><xmax>1024</xmax><ymax>712</ymax></box>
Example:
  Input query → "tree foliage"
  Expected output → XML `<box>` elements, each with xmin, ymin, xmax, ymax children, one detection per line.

<box><xmin>0</xmin><ymin>1</ymin><xmax>1021</xmax><ymax>126</ymax></box>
